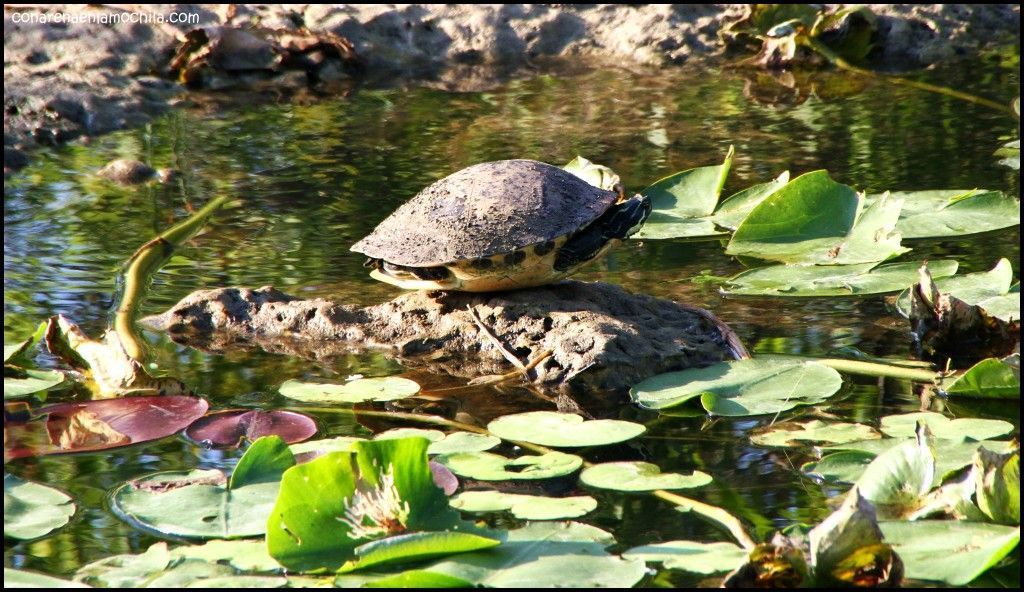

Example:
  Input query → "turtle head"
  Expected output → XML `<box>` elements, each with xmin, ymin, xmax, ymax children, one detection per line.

<box><xmin>607</xmin><ymin>194</ymin><xmax>652</xmax><ymax>239</ymax></box>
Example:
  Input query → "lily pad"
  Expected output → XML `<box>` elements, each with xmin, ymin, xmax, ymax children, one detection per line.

<box><xmin>486</xmin><ymin>411</ymin><xmax>645</xmax><ymax>448</ymax></box>
<box><xmin>632</xmin><ymin>147</ymin><xmax>734</xmax><ymax>239</ymax></box>
<box><xmin>112</xmin><ymin>436</ymin><xmax>293</xmax><ymax>539</ymax></box>
<box><xmin>279</xmin><ymin>377</ymin><xmax>420</xmax><ymax>403</ymax></box>
<box><xmin>340</xmin><ymin>531</ymin><xmax>501</xmax><ymax>574</ymax></box>
<box><xmin>623</xmin><ymin>540</ymin><xmax>748</xmax><ymax>574</ymax></box>
<box><xmin>184</xmin><ymin>409</ymin><xmax>317</xmax><ymax>448</ymax></box>
<box><xmin>4</xmin><ymin>568</ymin><xmax>90</xmax><ymax>588</ymax></box>
<box><xmin>4</xmin><ymin>395</ymin><xmax>209</xmax><ymax>460</ymax></box>
<box><xmin>562</xmin><ymin>156</ymin><xmax>621</xmax><ymax>191</ymax></box>
<box><xmin>630</xmin><ymin>358</ymin><xmax>843</xmax><ymax>416</ymax></box>
<box><xmin>451</xmin><ymin>490</ymin><xmax>597</xmax><ymax>520</ymax></box>
<box><xmin>895</xmin><ymin>258</ymin><xmax>1019</xmax><ymax>323</ymax></box>
<box><xmin>4</xmin><ymin>368</ymin><xmax>65</xmax><ymax>400</ymax></box>
<box><xmin>289</xmin><ymin>436</ymin><xmax>365</xmax><ymax>458</ymax></box>
<box><xmin>854</xmin><ymin>424</ymin><xmax>934</xmax><ymax>514</ymax></box>
<box><xmin>868</xmin><ymin>189</ymin><xmax>1021</xmax><ymax>239</ymax></box>
<box><xmin>878</xmin><ymin>412</ymin><xmax>1014</xmax><ymax>441</ymax></box>
<box><xmin>374</xmin><ymin>429</ymin><xmax>500</xmax><ymax>455</ymax></box>
<box><xmin>727</xmin><ymin>171</ymin><xmax>907</xmax><ymax>265</ymax></box>
<box><xmin>436</xmin><ymin>451</ymin><xmax>583</xmax><ymax>481</ymax></box>
<box><xmin>721</xmin><ymin>259</ymin><xmax>959</xmax><ymax>297</ymax></box>
<box><xmin>710</xmin><ymin>172</ymin><xmax>792</xmax><ymax>231</ymax></box>
<box><xmin>974</xmin><ymin>448</ymin><xmax>1020</xmax><ymax>525</ymax></box>
<box><xmin>171</xmin><ymin>539</ymin><xmax>282</xmax><ymax>573</ymax></box>
<box><xmin>4</xmin><ymin>474</ymin><xmax>76</xmax><ymax>540</ymax></box>
<box><xmin>941</xmin><ymin>358</ymin><xmax>1020</xmax><ymax>399</ymax></box>
<box><xmin>878</xmin><ymin>520</ymin><xmax>1020</xmax><ymax>585</ymax></box>
<box><xmin>418</xmin><ymin>521</ymin><xmax>647</xmax><ymax>588</ymax></box>
<box><xmin>750</xmin><ymin>420</ymin><xmax>881</xmax><ymax>447</ymax></box>
<box><xmin>580</xmin><ymin>462</ymin><xmax>712</xmax><ymax>492</ymax></box>
<box><xmin>803</xmin><ymin>450</ymin><xmax>877</xmax><ymax>484</ymax></box>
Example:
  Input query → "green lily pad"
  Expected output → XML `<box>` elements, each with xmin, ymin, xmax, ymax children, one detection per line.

<box><xmin>895</xmin><ymin>258</ymin><xmax>1019</xmax><ymax>322</ymax></box>
<box><xmin>868</xmin><ymin>189</ymin><xmax>1021</xmax><ymax>239</ymax></box>
<box><xmin>632</xmin><ymin>147</ymin><xmax>734</xmax><ymax>239</ymax></box>
<box><xmin>374</xmin><ymin>429</ymin><xmax>500</xmax><ymax>455</ymax></box>
<box><xmin>562</xmin><ymin>156</ymin><xmax>620</xmax><ymax>191</ymax></box>
<box><xmin>942</xmin><ymin>358</ymin><xmax>1020</xmax><ymax>399</ymax></box>
<box><xmin>353</xmin><ymin>570</ymin><xmax>474</xmax><ymax>588</ymax></box>
<box><xmin>803</xmin><ymin>450</ymin><xmax>877</xmax><ymax>484</ymax></box>
<box><xmin>112</xmin><ymin>437</ymin><xmax>294</xmax><ymax>539</ymax></box>
<box><xmin>974</xmin><ymin>448</ymin><xmax>1020</xmax><ymax>526</ymax></box>
<box><xmin>267</xmin><ymin>437</ymin><xmax>463</xmax><ymax>573</ymax></box>
<box><xmin>289</xmin><ymin>436</ymin><xmax>365</xmax><ymax>457</ymax></box>
<box><xmin>436</xmin><ymin>451</ymin><xmax>583</xmax><ymax>481</ymax></box>
<box><xmin>279</xmin><ymin>376</ymin><xmax>420</xmax><ymax>403</ymax></box>
<box><xmin>4</xmin><ymin>368</ymin><xmax>65</xmax><ymax>400</ymax></box>
<box><xmin>4</xmin><ymin>474</ymin><xmax>76</xmax><ymax>540</ymax></box>
<box><xmin>750</xmin><ymin>420</ymin><xmax>880</xmax><ymax>447</ymax></box>
<box><xmin>622</xmin><ymin>540</ymin><xmax>748</xmax><ymax>574</ymax></box>
<box><xmin>340</xmin><ymin>531</ymin><xmax>500</xmax><ymax>574</ymax></box>
<box><xmin>721</xmin><ymin>259</ymin><xmax>959</xmax><ymax>297</ymax></box>
<box><xmin>486</xmin><ymin>411</ymin><xmax>645</xmax><ymax>448</ymax></box>
<box><xmin>630</xmin><ymin>358</ymin><xmax>843</xmax><ymax>416</ymax></box>
<box><xmin>727</xmin><ymin>171</ymin><xmax>907</xmax><ymax>265</ymax></box>
<box><xmin>854</xmin><ymin>425</ymin><xmax>934</xmax><ymax>513</ymax></box>
<box><xmin>878</xmin><ymin>412</ymin><xmax>1014</xmax><ymax>441</ymax></box>
<box><xmin>171</xmin><ymin>539</ymin><xmax>282</xmax><ymax>573</ymax></box>
<box><xmin>451</xmin><ymin>490</ymin><xmax>597</xmax><ymax>520</ymax></box>
<box><xmin>4</xmin><ymin>568</ymin><xmax>90</xmax><ymax>588</ymax></box>
<box><xmin>580</xmin><ymin>462</ymin><xmax>712</xmax><ymax>492</ymax></box>
<box><xmin>418</xmin><ymin>521</ymin><xmax>647</xmax><ymax>588</ymax></box>
<box><xmin>878</xmin><ymin>520</ymin><xmax>1020</xmax><ymax>585</ymax></box>
<box><xmin>710</xmin><ymin>172</ymin><xmax>792</xmax><ymax>231</ymax></box>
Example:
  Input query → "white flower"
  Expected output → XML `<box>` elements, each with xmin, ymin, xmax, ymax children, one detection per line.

<box><xmin>337</xmin><ymin>463</ymin><xmax>411</xmax><ymax>540</ymax></box>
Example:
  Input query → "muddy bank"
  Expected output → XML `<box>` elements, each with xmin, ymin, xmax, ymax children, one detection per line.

<box><xmin>4</xmin><ymin>4</ymin><xmax>1020</xmax><ymax>172</ymax></box>
<box><xmin>143</xmin><ymin>281</ymin><xmax>749</xmax><ymax>395</ymax></box>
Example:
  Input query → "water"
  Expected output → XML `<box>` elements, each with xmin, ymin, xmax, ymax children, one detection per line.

<box><xmin>4</xmin><ymin>58</ymin><xmax>1020</xmax><ymax>584</ymax></box>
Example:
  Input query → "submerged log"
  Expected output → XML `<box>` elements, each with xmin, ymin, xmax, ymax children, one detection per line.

<box><xmin>144</xmin><ymin>281</ymin><xmax>748</xmax><ymax>394</ymax></box>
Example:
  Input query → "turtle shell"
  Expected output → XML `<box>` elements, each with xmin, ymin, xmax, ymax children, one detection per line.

<box><xmin>350</xmin><ymin>160</ymin><xmax>619</xmax><ymax>267</ymax></box>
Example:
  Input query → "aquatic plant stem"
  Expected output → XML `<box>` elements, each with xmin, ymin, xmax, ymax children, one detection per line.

<box><xmin>292</xmin><ymin>405</ymin><xmax>758</xmax><ymax>549</ymax></box>
<box><xmin>800</xmin><ymin>357</ymin><xmax>941</xmax><ymax>383</ymax></box>
<box><xmin>801</xmin><ymin>35</ymin><xmax>1016</xmax><ymax>116</ymax></box>
<box><xmin>114</xmin><ymin>196</ymin><xmax>233</xmax><ymax>360</ymax></box>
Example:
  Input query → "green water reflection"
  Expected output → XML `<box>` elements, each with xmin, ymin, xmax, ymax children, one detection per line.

<box><xmin>4</xmin><ymin>58</ymin><xmax>1019</xmax><ymax>583</ymax></box>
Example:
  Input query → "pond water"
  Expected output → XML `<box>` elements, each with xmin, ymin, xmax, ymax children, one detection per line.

<box><xmin>4</xmin><ymin>56</ymin><xmax>1020</xmax><ymax>586</ymax></box>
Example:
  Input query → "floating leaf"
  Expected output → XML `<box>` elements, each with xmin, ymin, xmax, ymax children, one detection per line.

<box><xmin>4</xmin><ymin>568</ymin><xmax>90</xmax><ymax>588</ymax></box>
<box><xmin>451</xmin><ymin>490</ymin><xmax>597</xmax><ymax>520</ymax></box>
<box><xmin>279</xmin><ymin>377</ymin><xmax>420</xmax><ymax>403</ymax></box>
<box><xmin>374</xmin><ymin>429</ymin><xmax>500</xmax><ymax>455</ymax></box>
<box><xmin>289</xmin><ymin>436</ymin><xmax>365</xmax><ymax>458</ymax></box>
<box><xmin>623</xmin><ymin>540</ymin><xmax>748</xmax><ymax>574</ymax></box>
<box><xmin>418</xmin><ymin>521</ymin><xmax>647</xmax><ymax>588</ymax></box>
<box><xmin>4</xmin><ymin>395</ymin><xmax>209</xmax><ymax>460</ymax></box>
<box><xmin>942</xmin><ymin>358</ymin><xmax>1020</xmax><ymax>399</ymax></box>
<box><xmin>4</xmin><ymin>474</ymin><xmax>76</xmax><ymax>540</ymax></box>
<box><xmin>751</xmin><ymin>420</ymin><xmax>880</xmax><ymax>447</ymax></box>
<box><xmin>878</xmin><ymin>412</ymin><xmax>1014</xmax><ymax>441</ymax></box>
<box><xmin>710</xmin><ymin>171</ymin><xmax>792</xmax><ymax>231</ymax></box>
<box><xmin>803</xmin><ymin>450</ymin><xmax>877</xmax><ymax>484</ymax></box>
<box><xmin>878</xmin><ymin>520</ymin><xmax>1020</xmax><ymax>585</ymax></box>
<box><xmin>75</xmin><ymin>542</ymin><xmax>173</xmax><ymax>587</ymax></box>
<box><xmin>185</xmin><ymin>409</ymin><xmax>317</xmax><ymax>448</ymax></box>
<box><xmin>486</xmin><ymin>411</ymin><xmax>645</xmax><ymax>448</ymax></box>
<box><xmin>580</xmin><ymin>462</ymin><xmax>711</xmax><ymax>492</ymax></box>
<box><xmin>4</xmin><ymin>368</ymin><xmax>65</xmax><ymax>400</ymax></box>
<box><xmin>632</xmin><ymin>147</ymin><xmax>734</xmax><ymax>239</ymax></box>
<box><xmin>727</xmin><ymin>171</ymin><xmax>907</xmax><ymax>265</ymax></box>
<box><xmin>436</xmin><ymin>451</ymin><xmax>583</xmax><ymax>481</ymax></box>
<box><xmin>631</xmin><ymin>358</ymin><xmax>842</xmax><ymax>416</ymax></box>
<box><xmin>974</xmin><ymin>448</ymin><xmax>1020</xmax><ymax>525</ymax></box>
<box><xmin>340</xmin><ymin>531</ymin><xmax>500</xmax><ymax>574</ymax></box>
<box><xmin>869</xmin><ymin>190</ymin><xmax>1021</xmax><ymax>239</ymax></box>
<box><xmin>3</xmin><ymin>321</ymin><xmax>47</xmax><ymax>364</ymax></box>
<box><xmin>267</xmin><ymin>437</ymin><xmax>463</xmax><ymax>573</ymax></box>
<box><xmin>112</xmin><ymin>437</ymin><xmax>293</xmax><ymax>539</ymax></box>
<box><xmin>896</xmin><ymin>258</ymin><xmax>1019</xmax><ymax>323</ymax></box>
<box><xmin>854</xmin><ymin>424</ymin><xmax>935</xmax><ymax>516</ymax></box>
<box><xmin>562</xmin><ymin>156</ymin><xmax>621</xmax><ymax>192</ymax></box>
<box><xmin>820</xmin><ymin>438</ymin><xmax>1016</xmax><ymax>485</ymax></box>
<box><xmin>357</xmin><ymin>570</ymin><xmax>473</xmax><ymax>588</ymax></box>
<box><xmin>721</xmin><ymin>259</ymin><xmax>959</xmax><ymax>297</ymax></box>
<box><xmin>171</xmin><ymin>539</ymin><xmax>282</xmax><ymax>573</ymax></box>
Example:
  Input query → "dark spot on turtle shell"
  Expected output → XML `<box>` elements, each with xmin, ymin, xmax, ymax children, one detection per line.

<box><xmin>504</xmin><ymin>250</ymin><xmax>527</xmax><ymax>266</ymax></box>
<box><xmin>470</xmin><ymin>258</ymin><xmax>493</xmax><ymax>270</ymax></box>
<box><xmin>534</xmin><ymin>241</ymin><xmax>556</xmax><ymax>256</ymax></box>
<box><xmin>411</xmin><ymin>266</ymin><xmax>452</xmax><ymax>281</ymax></box>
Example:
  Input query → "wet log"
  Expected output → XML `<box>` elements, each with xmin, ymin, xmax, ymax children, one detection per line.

<box><xmin>144</xmin><ymin>281</ymin><xmax>748</xmax><ymax>394</ymax></box>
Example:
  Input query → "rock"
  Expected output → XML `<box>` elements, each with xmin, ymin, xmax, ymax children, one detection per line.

<box><xmin>144</xmin><ymin>281</ymin><xmax>749</xmax><ymax>395</ymax></box>
<box><xmin>97</xmin><ymin>158</ymin><xmax>157</xmax><ymax>184</ymax></box>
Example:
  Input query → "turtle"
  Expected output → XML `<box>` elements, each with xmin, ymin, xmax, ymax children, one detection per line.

<box><xmin>351</xmin><ymin>159</ymin><xmax>651</xmax><ymax>292</ymax></box>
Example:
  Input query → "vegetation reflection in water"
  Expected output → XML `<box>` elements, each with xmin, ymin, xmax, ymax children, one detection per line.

<box><xmin>3</xmin><ymin>58</ymin><xmax>1020</xmax><ymax>586</ymax></box>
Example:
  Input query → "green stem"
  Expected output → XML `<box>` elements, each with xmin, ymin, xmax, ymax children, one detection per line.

<box><xmin>113</xmin><ymin>196</ymin><xmax>233</xmax><ymax>360</ymax></box>
<box><xmin>800</xmin><ymin>35</ymin><xmax>1017</xmax><ymax>117</ymax></box>
<box><xmin>292</xmin><ymin>405</ymin><xmax>758</xmax><ymax>549</ymax></box>
<box><xmin>780</xmin><ymin>355</ymin><xmax>941</xmax><ymax>383</ymax></box>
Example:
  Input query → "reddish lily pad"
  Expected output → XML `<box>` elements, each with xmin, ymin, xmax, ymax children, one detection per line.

<box><xmin>184</xmin><ymin>409</ymin><xmax>317</xmax><ymax>448</ymax></box>
<box><xmin>4</xmin><ymin>396</ymin><xmax>209</xmax><ymax>460</ymax></box>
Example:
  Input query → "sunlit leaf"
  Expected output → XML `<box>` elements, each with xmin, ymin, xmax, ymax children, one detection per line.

<box><xmin>580</xmin><ymin>461</ymin><xmax>711</xmax><ymax>492</ymax></box>
<box><xmin>867</xmin><ymin>190</ymin><xmax>1020</xmax><ymax>239</ymax></box>
<box><xmin>340</xmin><ymin>531</ymin><xmax>500</xmax><ymax>574</ymax></box>
<box><xmin>562</xmin><ymin>156</ymin><xmax>621</xmax><ymax>192</ymax></box>
<box><xmin>623</xmin><ymin>540</ymin><xmax>748</xmax><ymax>574</ymax></box>
<box><xmin>808</xmin><ymin>487</ymin><xmax>902</xmax><ymax>587</ymax></box>
<box><xmin>4</xmin><ymin>368</ymin><xmax>65</xmax><ymax>400</ymax></box>
<box><xmin>710</xmin><ymin>171</ymin><xmax>791</xmax><ymax>230</ymax></box>
<box><xmin>750</xmin><ymin>419</ymin><xmax>880</xmax><ymax>447</ymax></box>
<box><xmin>878</xmin><ymin>412</ymin><xmax>1014</xmax><ymax>441</ymax></box>
<box><xmin>819</xmin><ymin>438</ymin><xmax>1016</xmax><ymax>485</ymax></box>
<box><xmin>279</xmin><ymin>377</ymin><xmax>420</xmax><ymax>403</ymax></box>
<box><xmin>630</xmin><ymin>358</ymin><xmax>842</xmax><ymax>416</ymax></box>
<box><xmin>942</xmin><ymin>357</ymin><xmax>1020</xmax><ymax>399</ymax></box>
<box><xmin>895</xmin><ymin>258</ymin><xmax>1019</xmax><ymax>322</ymax></box>
<box><xmin>974</xmin><ymin>448</ymin><xmax>1020</xmax><ymax>525</ymax></box>
<box><xmin>632</xmin><ymin>147</ymin><xmax>734</xmax><ymax>239</ymax></box>
<box><xmin>170</xmin><ymin>539</ymin><xmax>282</xmax><ymax>573</ymax></box>
<box><xmin>451</xmin><ymin>490</ymin><xmax>597</xmax><ymax>520</ymax></box>
<box><xmin>436</xmin><ymin>451</ymin><xmax>583</xmax><ymax>481</ymax></box>
<box><xmin>4</xmin><ymin>568</ymin><xmax>90</xmax><ymax>588</ymax></box>
<box><xmin>3</xmin><ymin>474</ymin><xmax>76</xmax><ymax>540</ymax></box>
<box><xmin>486</xmin><ymin>411</ymin><xmax>645</xmax><ymax>448</ymax></box>
<box><xmin>721</xmin><ymin>259</ymin><xmax>959</xmax><ymax>297</ymax></box>
<box><xmin>803</xmin><ymin>450</ymin><xmax>877</xmax><ymax>484</ymax></box>
<box><xmin>878</xmin><ymin>520</ymin><xmax>1020</xmax><ymax>585</ymax></box>
<box><xmin>854</xmin><ymin>423</ymin><xmax>934</xmax><ymax>514</ymax></box>
<box><xmin>374</xmin><ymin>429</ymin><xmax>500</xmax><ymax>455</ymax></box>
